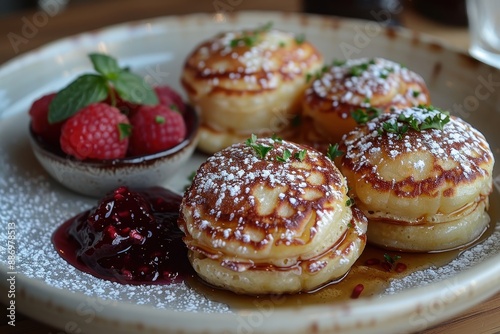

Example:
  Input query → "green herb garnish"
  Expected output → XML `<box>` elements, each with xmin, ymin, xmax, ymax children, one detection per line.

<box><xmin>294</xmin><ymin>33</ymin><xmax>305</xmax><ymax>45</ymax></box>
<box><xmin>332</xmin><ymin>59</ymin><xmax>346</xmax><ymax>66</ymax></box>
<box><xmin>351</xmin><ymin>107</ymin><xmax>382</xmax><ymax>125</ymax></box>
<box><xmin>348</xmin><ymin>59</ymin><xmax>376</xmax><ymax>77</ymax></box>
<box><xmin>276</xmin><ymin>149</ymin><xmax>292</xmax><ymax>163</ymax></box>
<box><xmin>379</xmin><ymin>106</ymin><xmax>450</xmax><ymax>138</ymax></box>
<box><xmin>419</xmin><ymin>113</ymin><xmax>450</xmax><ymax>130</ymax></box>
<box><xmin>271</xmin><ymin>134</ymin><xmax>283</xmax><ymax>143</ymax></box>
<box><xmin>378</xmin><ymin>119</ymin><xmax>409</xmax><ymax>139</ymax></box>
<box><xmin>229</xmin><ymin>22</ymin><xmax>273</xmax><ymax>48</ymax></box>
<box><xmin>383</xmin><ymin>253</ymin><xmax>401</xmax><ymax>265</ymax></box>
<box><xmin>48</xmin><ymin>53</ymin><xmax>158</xmax><ymax>123</ymax></box>
<box><xmin>346</xmin><ymin>197</ymin><xmax>355</xmax><ymax>207</ymax></box>
<box><xmin>326</xmin><ymin>143</ymin><xmax>344</xmax><ymax>160</ymax></box>
<box><xmin>379</xmin><ymin>66</ymin><xmax>394</xmax><ymax>79</ymax></box>
<box><xmin>306</xmin><ymin>64</ymin><xmax>329</xmax><ymax>83</ymax></box>
<box><xmin>294</xmin><ymin>149</ymin><xmax>307</xmax><ymax>161</ymax></box>
<box><xmin>246</xmin><ymin>134</ymin><xmax>273</xmax><ymax>159</ymax></box>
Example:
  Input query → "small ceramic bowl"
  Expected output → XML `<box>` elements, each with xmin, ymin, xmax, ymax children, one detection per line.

<box><xmin>29</xmin><ymin>106</ymin><xmax>200</xmax><ymax>197</ymax></box>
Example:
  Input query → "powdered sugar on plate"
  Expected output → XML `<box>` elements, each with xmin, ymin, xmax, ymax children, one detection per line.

<box><xmin>0</xmin><ymin>117</ymin><xmax>229</xmax><ymax>312</ymax></box>
<box><xmin>0</xmin><ymin>113</ymin><xmax>498</xmax><ymax>312</ymax></box>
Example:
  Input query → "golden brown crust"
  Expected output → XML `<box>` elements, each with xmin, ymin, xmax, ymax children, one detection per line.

<box><xmin>337</xmin><ymin>106</ymin><xmax>494</xmax><ymax>251</ymax></box>
<box><xmin>366</xmin><ymin>199</ymin><xmax>490</xmax><ymax>252</ymax></box>
<box><xmin>301</xmin><ymin>58</ymin><xmax>430</xmax><ymax>145</ymax></box>
<box><xmin>178</xmin><ymin>138</ymin><xmax>368</xmax><ymax>293</ymax></box>
<box><xmin>187</xmin><ymin>207</ymin><xmax>367</xmax><ymax>294</ymax></box>
<box><xmin>179</xmin><ymin>138</ymin><xmax>350</xmax><ymax>261</ymax></box>
<box><xmin>181</xmin><ymin>26</ymin><xmax>323</xmax><ymax>153</ymax></box>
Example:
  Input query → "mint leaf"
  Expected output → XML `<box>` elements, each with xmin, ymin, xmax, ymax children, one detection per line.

<box><xmin>89</xmin><ymin>53</ymin><xmax>121</xmax><ymax>79</ymax></box>
<box><xmin>48</xmin><ymin>74</ymin><xmax>108</xmax><ymax>123</ymax></box>
<box><xmin>111</xmin><ymin>71</ymin><xmax>158</xmax><ymax>105</ymax></box>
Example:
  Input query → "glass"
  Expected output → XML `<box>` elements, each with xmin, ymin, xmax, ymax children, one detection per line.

<box><xmin>466</xmin><ymin>0</ymin><xmax>500</xmax><ymax>68</ymax></box>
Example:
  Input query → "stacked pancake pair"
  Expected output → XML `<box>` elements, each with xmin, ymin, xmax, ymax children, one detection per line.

<box><xmin>178</xmin><ymin>25</ymin><xmax>495</xmax><ymax>295</ymax></box>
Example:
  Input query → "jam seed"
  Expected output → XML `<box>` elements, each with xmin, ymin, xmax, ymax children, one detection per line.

<box><xmin>351</xmin><ymin>284</ymin><xmax>364</xmax><ymax>299</ymax></box>
<box><xmin>364</xmin><ymin>258</ymin><xmax>380</xmax><ymax>266</ymax></box>
<box><xmin>395</xmin><ymin>262</ymin><xmax>407</xmax><ymax>273</ymax></box>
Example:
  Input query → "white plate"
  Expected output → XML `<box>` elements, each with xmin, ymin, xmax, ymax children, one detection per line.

<box><xmin>1</xmin><ymin>11</ymin><xmax>500</xmax><ymax>334</ymax></box>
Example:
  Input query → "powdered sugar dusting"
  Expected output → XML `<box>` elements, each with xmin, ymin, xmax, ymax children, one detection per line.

<box><xmin>307</xmin><ymin>58</ymin><xmax>429</xmax><ymax>107</ymax></box>
<box><xmin>342</xmin><ymin>106</ymin><xmax>493</xmax><ymax>180</ymax></box>
<box><xmin>0</xmin><ymin>129</ymin><xmax>498</xmax><ymax>312</ymax></box>
<box><xmin>0</xmin><ymin>146</ymin><xmax>230</xmax><ymax>313</ymax></box>
<box><xmin>186</xmin><ymin>27</ymin><xmax>321</xmax><ymax>90</ymax></box>
<box><xmin>182</xmin><ymin>138</ymin><xmax>346</xmax><ymax>250</ymax></box>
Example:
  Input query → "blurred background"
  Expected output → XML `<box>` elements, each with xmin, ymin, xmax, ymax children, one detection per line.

<box><xmin>0</xmin><ymin>0</ymin><xmax>470</xmax><ymax>65</ymax></box>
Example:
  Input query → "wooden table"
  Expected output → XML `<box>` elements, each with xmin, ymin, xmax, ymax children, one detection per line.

<box><xmin>0</xmin><ymin>0</ymin><xmax>499</xmax><ymax>333</ymax></box>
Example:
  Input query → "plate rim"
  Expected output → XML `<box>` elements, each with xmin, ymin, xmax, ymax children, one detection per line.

<box><xmin>1</xmin><ymin>10</ymin><xmax>499</xmax><ymax>334</ymax></box>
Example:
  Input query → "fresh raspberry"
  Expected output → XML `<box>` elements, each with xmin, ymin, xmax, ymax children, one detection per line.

<box><xmin>60</xmin><ymin>103</ymin><xmax>130</xmax><ymax>160</ymax></box>
<box><xmin>29</xmin><ymin>93</ymin><xmax>64</xmax><ymax>145</ymax></box>
<box><xmin>128</xmin><ymin>105</ymin><xmax>186</xmax><ymax>156</ymax></box>
<box><xmin>154</xmin><ymin>85</ymin><xmax>186</xmax><ymax>113</ymax></box>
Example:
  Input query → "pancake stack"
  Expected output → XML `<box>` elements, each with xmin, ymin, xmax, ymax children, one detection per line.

<box><xmin>182</xmin><ymin>24</ymin><xmax>323</xmax><ymax>154</ymax></box>
<box><xmin>302</xmin><ymin>57</ymin><xmax>430</xmax><ymax>146</ymax></box>
<box><xmin>337</xmin><ymin>106</ymin><xmax>494</xmax><ymax>252</ymax></box>
<box><xmin>178</xmin><ymin>137</ymin><xmax>367</xmax><ymax>294</ymax></box>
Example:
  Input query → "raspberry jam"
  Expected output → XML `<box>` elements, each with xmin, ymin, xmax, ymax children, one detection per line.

<box><xmin>52</xmin><ymin>186</ymin><xmax>194</xmax><ymax>284</ymax></box>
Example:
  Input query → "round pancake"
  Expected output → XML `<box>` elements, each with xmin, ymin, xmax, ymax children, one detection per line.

<box><xmin>302</xmin><ymin>57</ymin><xmax>430</xmax><ymax>146</ymax></box>
<box><xmin>178</xmin><ymin>137</ymin><xmax>367</xmax><ymax>293</ymax></box>
<box><xmin>181</xmin><ymin>24</ymin><xmax>323</xmax><ymax>153</ymax></box>
<box><xmin>338</xmin><ymin>106</ymin><xmax>494</xmax><ymax>252</ymax></box>
<box><xmin>188</xmin><ymin>207</ymin><xmax>367</xmax><ymax>294</ymax></box>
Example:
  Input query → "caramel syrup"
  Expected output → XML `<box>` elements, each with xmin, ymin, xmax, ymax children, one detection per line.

<box><xmin>188</xmin><ymin>192</ymin><xmax>499</xmax><ymax>309</ymax></box>
<box><xmin>52</xmin><ymin>187</ymin><xmax>498</xmax><ymax>309</ymax></box>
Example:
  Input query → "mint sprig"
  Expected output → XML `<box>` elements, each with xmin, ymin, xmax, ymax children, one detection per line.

<box><xmin>48</xmin><ymin>74</ymin><xmax>108</xmax><ymax>124</ymax></box>
<box><xmin>48</xmin><ymin>53</ymin><xmax>158</xmax><ymax>123</ymax></box>
<box><xmin>89</xmin><ymin>53</ymin><xmax>121</xmax><ymax>78</ymax></box>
